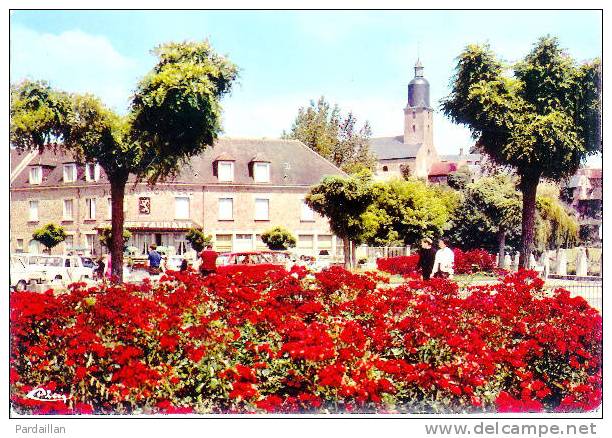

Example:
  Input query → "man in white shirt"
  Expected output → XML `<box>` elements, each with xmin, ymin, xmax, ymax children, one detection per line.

<box><xmin>433</xmin><ymin>238</ymin><xmax>454</xmax><ymax>279</ymax></box>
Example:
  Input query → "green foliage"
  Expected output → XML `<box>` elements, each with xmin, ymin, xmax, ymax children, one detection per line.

<box><xmin>32</xmin><ymin>223</ymin><xmax>67</xmax><ymax>252</ymax></box>
<box><xmin>99</xmin><ymin>226</ymin><xmax>132</xmax><ymax>249</ymax></box>
<box><xmin>185</xmin><ymin>228</ymin><xmax>213</xmax><ymax>252</ymax></box>
<box><xmin>447</xmin><ymin>165</ymin><xmax>473</xmax><ymax>190</ymax></box>
<box><xmin>283</xmin><ymin>96</ymin><xmax>376</xmax><ymax>172</ymax></box>
<box><xmin>442</xmin><ymin>36</ymin><xmax>600</xmax><ymax>181</ymax></box>
<box><xmin>447</xmin><ymin>174</ymin><xmax>522</xmax><ymax>251</ymax></box>
<box><xmin>260</xmin><ymin>226</ymin><xmax>297</xmax><ymax>251</ymax></box>
<box><xmin>306</xmin><ymin>172</ymin><xmax>374</xmax><ymax>245</ymax></box>
<box><xmin>362</xmin><ymin>178</ymin><xmax>458</xmax><ymax>246</ymax></box>
<box><xmin>131</xmin><ymin>41</ymin><xmax>239</xmax><ymax>182</ymax></box>
<box><xmin>535</xmin><ymin>193</ymin><xmax>579</xmax><ymax>250</ymax></box>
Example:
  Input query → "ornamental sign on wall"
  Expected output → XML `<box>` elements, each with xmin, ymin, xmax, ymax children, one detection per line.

<box><xmin>139</xmin><ymin>197</ymin><xmax>151</xmax><ymax>215</ymax></box>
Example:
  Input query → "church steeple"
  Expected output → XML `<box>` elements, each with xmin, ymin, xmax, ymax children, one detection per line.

<box><xmin>407</xmin><ymin>59</ymin><xmax>430</xmax><ymax>108</ymax></box>
<box><xmin>404</xmin><ymin>58</ymin><xmax>433</xmax><ymax>147</ymax></box>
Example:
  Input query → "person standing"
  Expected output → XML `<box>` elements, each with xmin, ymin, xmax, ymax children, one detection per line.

<box><xmin>417</xmin><ymin>238</ymin><xmax>437</xmax><ymax>280</ymax></box>
<box><xmin>199</xmin><ymin>244</ymin><xmax>218</xmax><ymax>276</ymax></box>
<box><xmin>432</xmin><ymin>238</ymin><xmax>454</xmax><ymax>279</ymax></box>
<box><xmin>147</xmin><ymin>244</ymin><xmax>162</xmax><ymax>276</ymax></box>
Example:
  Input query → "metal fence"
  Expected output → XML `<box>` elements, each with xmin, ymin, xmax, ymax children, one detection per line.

<box><xmin>544</xmin><ymin>279</ymin><xmax>602</xmax><ymax>312</ymax></box>
<box><xmin>365</xmin><ymin>246</ymin><xmax>409</xmax><ymax>262</ymax></box>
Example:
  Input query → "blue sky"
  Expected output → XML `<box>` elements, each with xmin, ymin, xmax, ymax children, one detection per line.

<box><xmin>10</xmin><ymin>10</ymin><xmax>602</xmax><ymax>157</ymax></box>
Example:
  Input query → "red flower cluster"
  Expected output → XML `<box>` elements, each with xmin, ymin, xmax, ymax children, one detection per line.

<box><xmin>10</xmin><ymin>266</ymin><xmax>601</xmax><ymax>414</ymax></box>
<box><xmin>376</xmin><ymin>255</ymin><xmax>419</xmax><ymax>276</ymax></box>
<box><xmin>453</xmin><ymin>248</ymin><xmax>496</xmax><ymax>274</ymax></box>
<box><xmin>377</xmin><ymin>249</ymin><xmax>497</xmax><ymax>277</ymax></box>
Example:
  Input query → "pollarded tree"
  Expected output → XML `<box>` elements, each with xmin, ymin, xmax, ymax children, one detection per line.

<box><xmin>442</xmin><ymin>36</ymin><xmax>601</xmax><ymax>267</ymax></box>
<box><xmin>32</xmin><ymin>223</ymin><xmax>67</xmax><ymax>254</ymax></box>
<box><xmin>260</xmin><ymin>226</ymin><xmax>297</xmax><ymax>251</ymax></box>
<box><xmin>185</xmin><ymin>228</ymin><xmax>213</xmax><ymax>253</ymax></box>
<box><xmin>99</xmin><ymin>226</ymin><xmax>132</xmax><ymax>252</ymax></box>
<box><xmin>306</xmin><ymin>172</ymin><xmax>374</xmax><ymax>268</ymax></box>
<box><xmin>361</xmin><ymin>178</ymin><xmax>459</xmax><ymax>246</ymax></box>
<box><xmin>11</xmin><ymin>41</ymin><xmax>238</xmax><ymax>281</ymax></box>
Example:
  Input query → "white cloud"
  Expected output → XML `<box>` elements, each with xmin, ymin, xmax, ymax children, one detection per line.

<box><xmin>10</xmin><ymin>25</ymin><xmax>140</xmax><ymax>113</ymax></box>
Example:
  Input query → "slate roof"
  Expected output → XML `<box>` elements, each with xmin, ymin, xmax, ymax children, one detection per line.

<box><xmin>439</xmin><ymin>153</ymin><xmax>482</xmax><ymax>163</ymax></box>
<box><xmin>370</xmin><ymin>136</ymin><xmax>422</xmax><ymax>160</ymax></box>
<box><xmin>10</xmin><ymin>138</ymin><xmax>344</xmax><ymax>189</ymax></box>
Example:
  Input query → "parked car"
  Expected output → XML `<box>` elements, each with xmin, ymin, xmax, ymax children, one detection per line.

<box><xmin>22</xmin><ymin>254</ymin><xmax>95</xmax><ymax>283</ymax></box>
<box><xmin>10</xmin><ymin>256</ymin><xmax>46</xmax><ymax>291</ymax></box>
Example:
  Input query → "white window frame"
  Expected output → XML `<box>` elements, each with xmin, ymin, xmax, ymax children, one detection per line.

<box><xmin>107</xmin><ymin>198</ymin><xmax>112</xmax><ymax>220</ymax></box>
<box><xmin>301</xmin><ymin>199</ymin><xmax>315</xmax><ymax>222</ymax></box>
<box><xmin>218</xmin><ymin>161</ymin><xmax>234</xmax><ymax>182</ymax></box>
<box><xmin>16</xmin><ymin>238</ymin><xmax>24</xmax><ymax>252</ymax></box>
<box><xmin>218</xmin><ymin>198</ymin><xmax>233</xmax><ymax>221</ymax></box>
<box><xmin>29</xmin><ymin>166</ymin><xmax>42</xmax><ymax>185</ymax></box>
<box><xmin>175</xmin><ymin>196</ymin><xmax>190</xmax><ymax>220</ymax></box>
<box><xmin>63</xmin><ymin>199</ymin><xmax>74</xmax><ymax>221</ymax></box>
<box><xmin>63</xmin><ymin>163</ymin><xmax>77</xmax><ymax>183</ymax></box>
<box><xmin>86</xmin><ymin>198</ymin><xmax>96</xmax><ymax>220</ymax></box>
<box><xmin>253</xmin><ymin>162</ymin><xmax>271</xmax><ymax>183</ymax></box>
<box><xmin>64</xmin><ymin>235</ymin><xmax>74</xmax><ymax>251</ymax></box>
<box><xmin>85</xmin><ymin>163</ymin><xmax>100</xmax><ymax>182</ymax></box>
<box><xmin>254</xmin><ymin>198</ymin><xmax>270</xmax><ymax>221</ymax></box>
<box><xmin>29</xmin><ymin>200</ymin><xmax>39</xmax><ymax>221</ymax></box>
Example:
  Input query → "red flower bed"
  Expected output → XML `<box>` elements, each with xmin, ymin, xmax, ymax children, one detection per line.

<box><xmin>376</xmin><ymin>255</ymin><xmax>419</xmax><ymax>275</ymax></box>
<box><xmin>377</xmin><ymin>249</ymin><xmax>497</xmax><ymax>276</ymax></box>
<box><xmin>10</xmin><ymin>267</ymin><xmax>601</xmax><ymax>414</ymax></box>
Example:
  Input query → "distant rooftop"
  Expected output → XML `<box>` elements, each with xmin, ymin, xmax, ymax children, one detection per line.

<box><xmin>370</xmin><ymin>136</ymin><xmax>421</xmax><ymax>160</ymax></box>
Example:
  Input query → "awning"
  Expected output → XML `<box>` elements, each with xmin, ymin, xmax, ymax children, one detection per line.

<box><xmin>97</xmin><ymin>220</ymin><xmax>202</xmax><ymax>231</ymax></box>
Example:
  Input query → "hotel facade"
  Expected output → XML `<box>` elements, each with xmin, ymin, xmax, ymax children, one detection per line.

<box><xmin>10</xmin><ymin>138</ymin><xmax>345</xmax><ymax>257</ymax></box>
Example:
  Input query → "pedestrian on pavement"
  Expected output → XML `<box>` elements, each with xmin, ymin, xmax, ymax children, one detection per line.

<box><xmin>433</xmin><ymin>238</ymin><xmax>454</xmax><ymax>279</ymax></box>
<box><xmin>199</xmin><ymin>244</ymin><xmax>218</xmax><ymax>276</ymax></box>
<box><xmin>417</xmin><ymin>238</ymin><xmax>437</xmax><ymax>280</ymax></box>
<box><xmin>147</xmin><ymin>244</ymin><xmax>162</xmax><ymax>276</ymax></box>
<box><xmin>180</xmin><ymin>258</ymin><xmax>189</xmax><ymax>272</ymax></box>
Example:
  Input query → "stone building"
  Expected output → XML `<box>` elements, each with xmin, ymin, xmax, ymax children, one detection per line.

<box><xmin>10</xmin><ymin>138</ymin><xmax>344</xmax><ymax>257</ymax></box>
<box><xmin>370</xmin><ymin>60</ymin><xmax>439</xmax><ymax>180</ymax></box>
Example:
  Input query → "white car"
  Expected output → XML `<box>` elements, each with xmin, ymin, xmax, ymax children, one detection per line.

<box><xmin>10</xmin><ymin>256</ymin><xmax>46</xmax><ymax>291</ymax></box>
<box><xmin>23</xmin><ymin>254</ymin><xmax>95</xmax><ymax>284</ymax></box>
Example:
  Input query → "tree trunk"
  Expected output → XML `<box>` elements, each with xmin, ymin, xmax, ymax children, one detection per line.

<box><xmin>350</xmin><ymin>241</ymin><xmax>357</xmax><ymax>269</ymax></box>
<box><xmin>497</xmin><ymin>228</ymin><xmax>506</xmax><ymax>269</ymax></box>
<box><xmin>343</xmin><ymin>237</ymin><xmax>351</xmax><ymax>269</ymax></box>
<box><xmin>519</xmin><ymin>172</ymin><xmax>541</xmax><ymax>269</ymax></box>
<box><xmin>110</xmin><ymin>174</ymin><xmax>129</xmax><ymax>282</ymax></box>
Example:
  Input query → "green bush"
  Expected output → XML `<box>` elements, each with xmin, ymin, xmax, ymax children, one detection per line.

<box><xmin>260</xmin><ymin>226</ymin><xmax>297</xmax><ymax>250</ymax></box>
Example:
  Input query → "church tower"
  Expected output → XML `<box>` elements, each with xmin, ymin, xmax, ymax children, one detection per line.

<box><xmin>403</xmin><ymin>60</ymin><xmax>434</xmax><ymax>147</ymax></box>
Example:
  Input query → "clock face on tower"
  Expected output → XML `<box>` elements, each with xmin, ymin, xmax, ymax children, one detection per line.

<box><xmin>139</xmin><ymin>197</ymin><xmax>151</xmax><ymax>215</ymax></box>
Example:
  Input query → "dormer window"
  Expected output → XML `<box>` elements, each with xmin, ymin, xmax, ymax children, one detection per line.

<box><xmin>85</xmin><ymin>163</ymin><xmax>100</xmax><ymax>182</ymax></box>
<box><xmin>253</xmin><ymin>162</ymin><xmax>271</xmax><ymax>183</ymax></box>
<box><xmin>29</xmin><ymin>166</ymin><xmax>42</xmax><ymax>185</ymax></box>
<box><xmin>63</xmin><ymin>163</ymin><xmax>77</xmax><ymax>183</ymax></box>
<box><xmin>217</xmin><ymin>161</ymin><xmax>234</xmax><ymax>182</ymax></box>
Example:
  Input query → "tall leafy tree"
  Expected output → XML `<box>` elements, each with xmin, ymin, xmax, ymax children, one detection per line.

<box><xmin>306</xmin><ymin>172</ymin><xmax>374</xmax><ymax>268</ymax></box>
<box><xmin>283</xmin><ymin>96</ymin><xmax>376</xmax><ymax>173</ymax></box>
<box><xmin>11</xmin><ymin>41</ymin><xmax>238</xmax><ymax>281</ymax></box>
<box><xmin>442</xmin><ymin>36</ymin><xmax>601</xmax><ymax>267</ymax></box>
<box><xmin>32</xmin><ymin>223</ymin><xmax>67</xmax><ymax>254</ymax></box>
